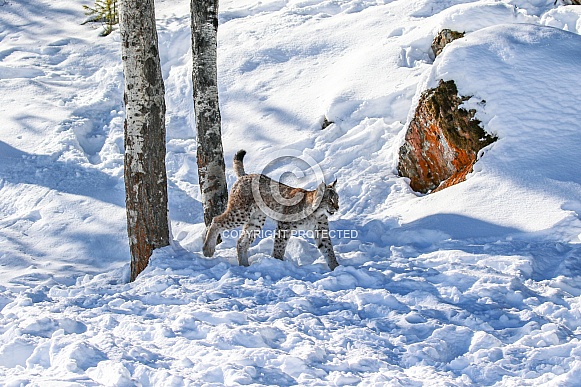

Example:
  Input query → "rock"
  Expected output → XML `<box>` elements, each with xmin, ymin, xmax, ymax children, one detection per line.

<box><xmin>398</xmin><ymin>80</ymin><xmax>497</xmax><ymax>194</ymax></box>
<box><xmin>321</xmin><ymin>116</ymin><xmax>334</xmax><ymax>129</ymax></box>
<box><xmin>431</xmin><ymin>29</ymin><xmax>464</xmax><ymax>58</ymax></box>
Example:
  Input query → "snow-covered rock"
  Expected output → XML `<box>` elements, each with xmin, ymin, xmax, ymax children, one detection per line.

<box><xmin>398</xmin><ymin>79</ymin><xmax>496</xmax><ymax>193</ymax></box>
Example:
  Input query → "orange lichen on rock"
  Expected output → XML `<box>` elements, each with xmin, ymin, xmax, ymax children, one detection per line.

<box><xmin>398</xmin><ymin>80</ymin><xmax>497</xmax><ymax>194</ymax></box>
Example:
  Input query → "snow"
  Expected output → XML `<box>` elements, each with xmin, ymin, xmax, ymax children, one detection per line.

<box><xmin>1</xmin><ymin>0</ymin><xmax>581</xmax><ymax>385</ymax></box>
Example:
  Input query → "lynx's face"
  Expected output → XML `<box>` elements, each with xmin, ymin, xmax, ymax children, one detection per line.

<box><xmin>323</xmin><ymin>185</ymin><xmax>339</xmax><ymax>215</ymax></box>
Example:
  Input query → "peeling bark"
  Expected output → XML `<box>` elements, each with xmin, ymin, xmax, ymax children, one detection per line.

<box><xmin>119</xmin><ymin>0</ymin><xmax>170</xmax><ymax>281</ymax></box>
<box><xmin>191</xmin><ymin>0</ymin><xmax>228</xmax><ymax>227</ymax></box>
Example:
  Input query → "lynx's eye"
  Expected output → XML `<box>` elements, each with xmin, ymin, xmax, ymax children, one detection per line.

<box><xmin>327</xmin><ymin>197</ymin><xmax>338</xmax><ymax>214</ymax></box>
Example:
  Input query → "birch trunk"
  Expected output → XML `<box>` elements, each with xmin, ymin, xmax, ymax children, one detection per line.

<box><xmin>191</xmin><ymin>0</ymin><xmax>228</xmax><ymax>227</ymax></box>
<box><xmin>119</xmin><ymin>0</ymin><xmax>170</xmax><ymax>281</ymax></box>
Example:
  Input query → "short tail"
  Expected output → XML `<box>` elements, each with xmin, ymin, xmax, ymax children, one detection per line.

<box><xmin>234</xmin><ymin>149</ymin><xmax>246</xmax><ymax>178</ymax></box>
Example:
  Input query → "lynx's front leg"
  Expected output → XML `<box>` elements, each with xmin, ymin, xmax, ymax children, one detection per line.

<box><xmin>273</xmin><ymin>223</ymin><xmax>291</xmax><ymax>260</ymax></box>
<box><xmin>315</xmin><ymin>218</ymin><xmax>339</xmax><ymax>271</ymax></box>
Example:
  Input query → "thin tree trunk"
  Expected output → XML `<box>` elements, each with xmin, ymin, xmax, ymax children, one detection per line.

<box><xmin>191</xmin><ymin>0</ymin><xmax>228</xmax><ymax>227</ymax></box>
<box><xmin>119</xmin><ymin>0</ymin><xmax>170</xmax><ymax>281</ymax></box>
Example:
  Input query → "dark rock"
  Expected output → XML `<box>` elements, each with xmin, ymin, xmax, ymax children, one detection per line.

<box><xmin>322</xmin><ymin>116</ymin><xmax>334</xmax><ymax>130</ymax></box>
<box><xmin>431</xmin><ymin>29</ymin><xmax>465</xmax><ymax>58</ymax></box>
<box><xmin>398</xmin><ymin>80</ymin><xmax>497</xmax><ymax>194</ymax></box>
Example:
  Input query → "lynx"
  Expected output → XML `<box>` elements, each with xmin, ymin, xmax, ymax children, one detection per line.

<box><xmin>203</xmin><ymin>150</ymin><xmax>340</xmax><ymax>270</ymax></box>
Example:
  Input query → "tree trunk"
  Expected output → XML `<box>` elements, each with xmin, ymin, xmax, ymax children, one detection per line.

<box><xmin>191</xmin><ymin>0</ymin><xmax>228</xmax><ymax>227</ymax></box>
<box><xmin>119</xmin><ymin>0</ymin><xmax>170</xmax><ymax>282</ymax></box>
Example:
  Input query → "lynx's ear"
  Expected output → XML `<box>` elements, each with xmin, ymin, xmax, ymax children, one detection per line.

<box><xmin>328</xmin><ymin>179</ymin><xmax>337</xmax><ymax>189</ymax></box>
<box><xmin>313</xmin><ymin>182</ymin><xmax>326</xmax><ymax>210</ymax></box>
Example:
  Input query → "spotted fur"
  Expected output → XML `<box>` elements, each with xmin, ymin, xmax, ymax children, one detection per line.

<box><xmin>203</xmin><ymin>150</ymin><xmax>339</xmax><ymax>270</ymax></box>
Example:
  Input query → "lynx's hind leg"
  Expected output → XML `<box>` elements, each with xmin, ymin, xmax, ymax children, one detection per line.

<box><xmin>203</xmin><ymin>208</ymin><xmax>250</xmax><ymax>257</ymax></box>
<box><xmin>236</xmin><ymin>210</ymin><xmax>266</xmax><ymax>266</ymax></box>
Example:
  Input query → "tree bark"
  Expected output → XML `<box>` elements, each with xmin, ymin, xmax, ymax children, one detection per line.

<box><xmin>119</xmin><ymin>0</ymin><xmax>170</xmax><ymax>281</ymax></box>
<box><xmin>191</xmin><ymin>0</ymin><xmax>228</xmax><ymax>227</ymax></box>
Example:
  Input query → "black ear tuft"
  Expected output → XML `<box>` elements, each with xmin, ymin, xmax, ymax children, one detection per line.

<box><xmin>329</xmin><ymin>179</ymin><xmax>337</xmax><ymax>189</ymax></box>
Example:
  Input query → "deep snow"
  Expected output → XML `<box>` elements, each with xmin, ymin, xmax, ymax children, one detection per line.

<box><xmin>1</xmin><ymin>0</ymin><xmax>581</xmax><ymax>385</ymax></box>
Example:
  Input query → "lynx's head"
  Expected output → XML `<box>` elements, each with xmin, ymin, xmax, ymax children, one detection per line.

<box><xmin>313</xmin><ymin>179</ymin><xmax>339</xmax><ymax>215</ymax></box>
